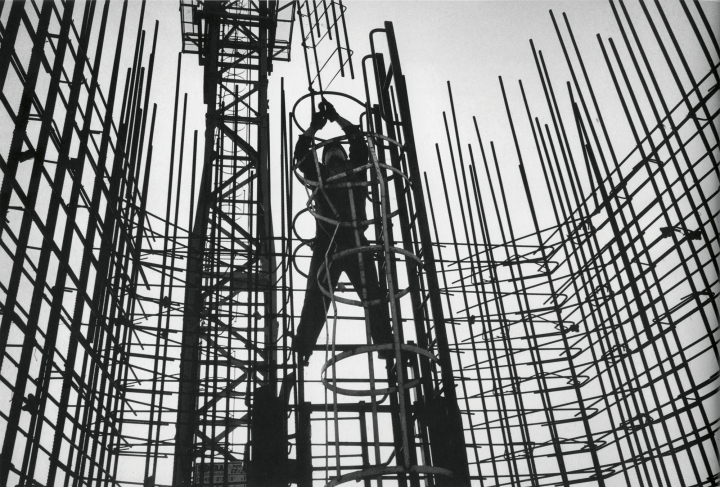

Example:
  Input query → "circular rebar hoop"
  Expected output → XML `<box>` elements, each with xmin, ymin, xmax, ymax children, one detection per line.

<box><xmin>324</xmin><ymin>464</ymin><xmax>454</xmax><ymax>487</ymax></box>
<box><xmin>315</xmin><ymin>244</ymin><xmax>421</xmax><ymax>307</ymax></box>
<box><xmin>307</xmin><ymin>204</ymin><xmax>403</xmax><ymax>230</ymax></box>
<box><xmin>292</xmin><ymin>132</ymin><xmax>411</xmax><ymax>238</ymax></box>
<box><xmin>294</xmin><ymin>157</ymin><xmax>411</xmax><ymax>217</ymax></box>
<box><xmin>291</xmin><ymin>207</ymin><xmax>315</xmax><ymax>245</ymax></box>
<box><xmin>320</xmin><ymin>343</ymin><xmax>438</xmax><ymax>397</ymax></box>
<box><xmin>292</xmin><ymin>132</ymin><xmax>408</xmax><ymax>184</ymax></box>
<box><xmin>293</xmin><ymin>158</ymin><xmax>411</xmax><ymax>230</ymax></box>
<box><xmin>291</xmin><ymin>240</ymin><xmax>313</xmax><ymax>279</ymax></box>
<box><xmin>291</xmin><ymin>90</ymin><xmax>366</xmax><ymax>136</ymax></box>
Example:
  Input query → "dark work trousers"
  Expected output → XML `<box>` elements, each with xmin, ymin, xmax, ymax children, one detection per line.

<box><xmin>295</xmin><ymin>230</ymin><xmax>393</xmax><ymax>358</ymax></box>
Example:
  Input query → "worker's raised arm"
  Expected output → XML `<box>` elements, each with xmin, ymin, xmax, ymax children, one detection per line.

<box><xmin>303</xmin><ymin>109</ymin><xmax>327</xmax><ymax>137</ymax></box>
<box><xmin>320</xmin><ymin>100</ymin><xmax>367</xmax><ymax>166</ymax></box>
<box><xmin>294</xmin><ymin>111</ymin><xmax>327</xmax><ymax>179</ymax></box>
<box><xmin>334</xmin><ymin>113</ymin><xmax>353</xmax><ymax>130</ymax></box>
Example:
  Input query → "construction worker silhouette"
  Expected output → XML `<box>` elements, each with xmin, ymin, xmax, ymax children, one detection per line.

<box><xmin>293</xmin><ymin>100</ymin><xmax>393</xmax><ymax>365</ymax></box>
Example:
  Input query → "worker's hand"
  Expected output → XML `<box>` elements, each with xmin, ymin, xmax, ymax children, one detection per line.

<box><xmin>320</xmin><ymin>100</ymin><xmax>338</xmax><ymax>122</ymax></box>
<box><xmin>310</xmin><ymin>110</ymin><xmax>327</xmax><ymax>131</ymax></box>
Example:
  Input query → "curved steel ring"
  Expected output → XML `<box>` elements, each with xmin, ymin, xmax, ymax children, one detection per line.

<box><xmin>305</xmin><ymin>206</ymin><xmax>402</xmax><ymax>230</ymax></box>
<box><xmin>315</xmin><ymin>244</ymin><xmax>422</xmax><ymax>307</ymax></box>
<box><xmin>325</xmin><ymin>464</ymin><xmax>454</xmax><ymax>487</ymax></box>
<box><xmin>291</xmin><ymin>240</ymin><xmax>313</xmax><ymax>279</ymax></box>
<box><xmin>292</xmin><ymin>132</ymin><xmax>409</xmax><ymax>179</ymax></box>
<box><xmin>291</xmin><ymin>90</ymin><xmax>366</xmax><ymax>137</ymax></box>
<box><xmin>294</xmin><ymin>160</ymin><xmax>411</xmax><ymax>229</ymax></box>
<box><xmin>320</xmin><ymin>343</ymin><xmax>438</xmax><ymax>397</ymax></box>
<box><xmin>291</xmin><ymin>207</ymin><xmax>315</xmax><ymax>245</ymax></box>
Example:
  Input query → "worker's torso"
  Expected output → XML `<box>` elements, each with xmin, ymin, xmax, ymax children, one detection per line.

<box><xmin>315</xmin><ymin>159</ymin><xmax>369</xmax><ymax>229</ymax></box>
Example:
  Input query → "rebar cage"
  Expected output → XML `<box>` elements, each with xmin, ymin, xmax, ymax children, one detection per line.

<box><xmin>0</xmin><ymin>1</ymin><xmax>718</xmax><ymax>487</ymax></box>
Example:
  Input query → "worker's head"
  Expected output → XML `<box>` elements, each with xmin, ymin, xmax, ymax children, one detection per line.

<box><xmin>322</xmin><ymin>141</ymin><xmax>347</xmax><ymax>166</ymax></box>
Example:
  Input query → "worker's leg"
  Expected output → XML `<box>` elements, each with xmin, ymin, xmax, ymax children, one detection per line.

<box><xmin>295</xmin><ymin>242</ymin><xmax>343</xmax><ymax>359</ymax></box>
<box><xmin>341</xmin><ymin>245</ymin><xmax>393</xmax><ymax>349</ymax></box>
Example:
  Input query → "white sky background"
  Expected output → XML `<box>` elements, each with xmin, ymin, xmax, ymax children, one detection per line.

<box><xmin>2</xmin><ymin>2</ymin><xmax>717</xmax><ymax>250</ymax></box>
<box><xmin>132</xmin><ymin>0</ymin><xmax>720</xmax><ymax>243</ymax></box>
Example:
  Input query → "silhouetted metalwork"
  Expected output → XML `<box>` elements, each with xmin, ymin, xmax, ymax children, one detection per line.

<box><xmin>0</xmin><ymin>1</ymin><xmax>717</xmax><ymax>486</ymax></box>
<box><xmin>174</xmin><ymin>1</ymin><xmax>296</xmax><ymax>485</ymax></box>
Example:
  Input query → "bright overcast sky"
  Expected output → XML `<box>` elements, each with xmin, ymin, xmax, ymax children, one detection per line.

<box><xmin>129</xmin><ymin>0</ymin><xmax>719</xmax><ymax>237</ymax></box>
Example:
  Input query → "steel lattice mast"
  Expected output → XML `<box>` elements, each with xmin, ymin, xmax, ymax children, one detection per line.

<box><xmin>174</xmin><ymin>1</ymin><xmax>296</xmax><ymax>485</ymax></box>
